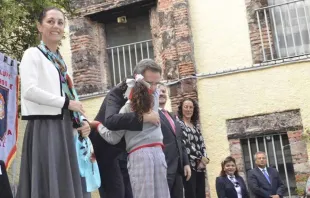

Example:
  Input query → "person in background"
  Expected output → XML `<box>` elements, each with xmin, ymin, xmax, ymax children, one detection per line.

<box><xmin>89</xmin><ymin>59</ymin><xmax>161</xmax><ymax>198</ymax></box>
<box><xmin>158</xmin><ymin>83</ymin><xmax>191</xmax><ymax>198</ymax></box>
<box><xmin>247</xmin><ymin>151</ymin><xmax>286</xmax><ymax>198</ymax></box>
<box><xmin>17</xmin><ymin>7</ymin><xmax>91</xmax><ymax>198</ymax></box>
<box><xmin>216</xmin><ymin>156</ymin><xmax>249</xmax><ymax>198</ymax></box>
<box><xmin>177</xmin><ymin>98</ymin><xmax>208</xmax><ymax>198</ymax></box>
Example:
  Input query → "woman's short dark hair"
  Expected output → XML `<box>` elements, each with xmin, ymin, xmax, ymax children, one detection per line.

<box><xmin>130</xmin><ymin>81</ymin><xmax>153</xmax><ymax>121</ymax></box>
<box><xmin>38</xmin><ymin>7</ymin><xmax>65</xmax><ymax>24</ymax></box>
<box><xmin>177</xmin><ymin>98</ymin><xmax>199</xmax><ymax>126</ymax></box>
<box><xmin>220</xmin><ymin>156</ymin><xmax>240</xmax><ymax>177</ymax></box>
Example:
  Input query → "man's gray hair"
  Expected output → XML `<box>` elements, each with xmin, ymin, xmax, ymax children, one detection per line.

<box><xmin>133</xmin><ymin>59</ymin><xmax>162</xmax><ymax>75</ymax></box>
<box><xmin>254</xmin><ymin>151</ymin><xmax>267</xmax><ymax>160</ymax></box>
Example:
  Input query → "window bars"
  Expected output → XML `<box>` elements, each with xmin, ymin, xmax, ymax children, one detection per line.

<box><xmin>106</xmin><ymin>39</ymin><xmax>154</xmax><ymax>86</ymax></box>
<box><xmin>241</xmin><ymin>134</ymin><xmax>297</xmax><ymax>197</ymax></box>
<box><xmin>255</xmin><ymin>0</ymin><xmax>310</xmax><ymax>62</ymax></box>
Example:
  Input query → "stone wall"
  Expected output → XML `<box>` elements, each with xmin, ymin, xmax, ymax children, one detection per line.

<box><xmin>245</xmin><ymin>0</ymin><xmax>275</xmax><ymax>63</ymax></box>
<box><xmin>150</xmin><ymin>0</ymin><xmax>197</xmax><ymax>112</ymax></box>
<box><xmin>73</xmin><ymin>0</ymin><xmax>149</xmax><ymax>16</ymax></box>
<box><xmin>288</xmin><ymin>130</ymin><xmax>310</xmax><ymax>193</ymax></box>
<box><xmin>69</xmin><ymin>17</ymin><xmax>110</xmax><ymax>95</ymax></box>
<box><xmin>226</xmin><ymin>109</ymin><xmax>303</xmax><ymax>139</ymax></box>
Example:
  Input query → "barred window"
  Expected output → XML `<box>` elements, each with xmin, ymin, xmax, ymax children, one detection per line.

<box><xmin>240</xmin><ymin>134</ymin><xmax>297</xmax><ymax>196</ymax></box>
<box><xmin>255</xmin><ymin>0</ymin><xmax>310</xmax><ymax>61</ymax></box>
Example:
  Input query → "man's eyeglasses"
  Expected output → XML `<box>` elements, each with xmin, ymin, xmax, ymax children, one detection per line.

<box><xmin>145</xmin><ymin>81</ymin><xmax>160</xmax><ymax>86</ymax></box>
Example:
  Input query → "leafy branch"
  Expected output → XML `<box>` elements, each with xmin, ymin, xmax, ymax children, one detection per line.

<box><xmin>0</xmin><ymin>0</ymin><xmax>76</xmax><ymax>60</ymax></box>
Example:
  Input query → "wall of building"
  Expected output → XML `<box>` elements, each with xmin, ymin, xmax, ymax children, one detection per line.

<box><xmin>189</xmin><ymin>0</ymin><xmax>310</xmax><ymax>197</ymax></box>
<box><xmin>188</xmin><ymin>0</ymin><xmax>253</xmax><ymax>74</ymax></box>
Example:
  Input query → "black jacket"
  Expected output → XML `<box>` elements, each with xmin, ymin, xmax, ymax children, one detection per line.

<box><xmin>159</xmin><ymin>110</ymin><xmax>189</xmax><ymax>175</ymax></box>
<box><xmin>89</xmin><ymin>82</ymin><xmax>143</xmax><ymax>180</ymax></box>
<box><xmin>216</xmin><ymin>175</ymin><xmax>249</xmax><ymax>198</ymax></box>
<box><xmin>247</xmin><ymin>167</ymin><xmax>286</xmax><ymax>198</ymax></box>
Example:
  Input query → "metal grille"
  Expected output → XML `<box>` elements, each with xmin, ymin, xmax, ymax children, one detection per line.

<box><xmin>107</xmin><ymin>39</ymin><xmax>154</xmax><ymax>86</ymax></box>
<box><xmin>240</xmin><ymin>134</ymin><xmax>297</xmax><ymax>197</ymax></box>
<box><xmin>256</xmin><ymin>0</ymin><xmax>310</xmax><ymax>62</ymax></box>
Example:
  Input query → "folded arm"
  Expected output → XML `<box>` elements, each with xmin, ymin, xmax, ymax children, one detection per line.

<box><xmin>104</xmin><ymin>88</ymin><xmax>143</xmax><ymax>131</ymax></box>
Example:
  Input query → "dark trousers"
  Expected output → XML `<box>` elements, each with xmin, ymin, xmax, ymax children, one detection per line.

<box><xmin>167</xmin><ymin>173</ymin><xmax>184</xmax><ymax>198</ymax></box>
<box><xmin>99</xmin><ymin>152</ymin><xmax>133</xmax><ymax>198</ymax></box>
<box><xmin>183</xmin><ymin>170</ymin><xmax>205</xmax><ymax>198</ymax></box>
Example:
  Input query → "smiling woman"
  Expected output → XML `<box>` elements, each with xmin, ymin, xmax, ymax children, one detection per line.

<box><xmin>37</xmin><ymin>7</ymin><xmax>65</xmax><ymax>50</ymax></box>
<box><xmin>16</xmin><ymin>7</ymin><xmax>92</xmax><ymax>198</ymax></box>
<box><xmin>215</xmin><ymin>156</ymin><xmax>249</xmax><ymax>198</ymax></box>
<box><xmin>177</xmin><ymin>98</ymin><xmax>207</xmax><ymax>198</ymax></box>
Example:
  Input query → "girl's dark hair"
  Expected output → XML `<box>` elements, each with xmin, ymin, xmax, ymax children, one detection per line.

<box><xmin>38</xmin><ymin>7</ymin><xmax>65</xmax><ymax>24</ymax></box>
<box><xmin>177</xmin><ymin>98</ymin><xmax>199</xmax><ymax>126</ymax></box>
<box><xmin>130</xmin><ymin>81</ymin><xmax>153</xmax><ymax>121</ymax></box>
<box><xmin>220</xmin><ymin>156</ymin><xmax>239</xmax><ymax>177</ymax></box>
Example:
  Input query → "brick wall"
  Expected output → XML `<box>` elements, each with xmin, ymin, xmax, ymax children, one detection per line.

<box><xmin>288</xmin><ymin>130</ymin><xmax>310</xmax><ymax>192</ymax></box>
<box><xmin>150</xmin><ymin>0</ymin><xmax>197</xmax><ymax>113</ymax></box>
<box><xmin>229</xmin><ymin>139</ymin><xmax>247</xmax><ymax>179</ymax></box>
<box><xmin>69</xmin><ymin>17</ymin><xmax>111</xmax><ymax>95</ymax></box>
<box><xmin>245</xmin><ymin>0</ymin><xmax>276</xmax><ymax>63</ymax></box>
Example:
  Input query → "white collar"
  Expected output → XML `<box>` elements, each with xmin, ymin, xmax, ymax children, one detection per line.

<box><xmin>258</xmin><ymin>167</ymin><xmax>267</xmax><ymax>171</ymax></box>
<box><xmin>227</xmin><ymin>174</ymin><xmax>236</xmax><ymax>179</ymax></box>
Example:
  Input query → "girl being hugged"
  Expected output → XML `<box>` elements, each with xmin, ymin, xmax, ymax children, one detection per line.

<box><xmin>90</xmin><ymin>60</ymin><xmax>170</xmax><ymax>198</ymax></box>
<box><xmin>17</xmin><ymin>7</ymin><xmax>91</xmax><ymax>198</ymax></box>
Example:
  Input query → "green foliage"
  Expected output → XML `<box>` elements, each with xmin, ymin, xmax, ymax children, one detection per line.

<box><xmin>0</xmin><ymin>0</ymin><xmax>76</xmax><ymax>60</ymax></box>
<box><xmin>301</xmin><ymin>128</ymin><xmax>310</xmax><ymax>143</ymax></box>
<box><xmin>296</xmin><ymin>187</ymin><xmax>305</xmax><ymax>196</ymax></box>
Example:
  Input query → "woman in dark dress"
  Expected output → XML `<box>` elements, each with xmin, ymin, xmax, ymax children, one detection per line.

<box><xmin>216</xmin><ymin>156</ymin><xmax>249</xmax><ymax>198</ymax></box>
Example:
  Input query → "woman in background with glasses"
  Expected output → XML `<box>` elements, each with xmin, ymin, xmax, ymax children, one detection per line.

<box><xmin>216</xmin><ymin>156</ymin><xmax>249</xmax><ymax>198</ymax></box>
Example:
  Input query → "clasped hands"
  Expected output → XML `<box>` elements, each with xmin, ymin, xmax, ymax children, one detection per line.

<box><xmin>68</xmin><ymin>100</ymin><xmax>90</xmax><ymax>137</ymax></box>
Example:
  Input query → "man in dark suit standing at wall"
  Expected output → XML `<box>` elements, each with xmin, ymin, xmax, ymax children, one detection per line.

<box><xmin>158</xmin><ymin>83</ymin><xmax>191</xmax><ymax>198</ymax></box>
<box><xmin>248</xmin><ymin>151</ymin><xmax>286</xmax><ymax>198</ymax></box>
<box><xmin>90</xmin><ymin>59</ymin><xmax>161</xmax><ymax>198</ymax></box>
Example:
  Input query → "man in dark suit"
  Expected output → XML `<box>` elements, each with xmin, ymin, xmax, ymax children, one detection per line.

<box><xmin>248</xmin><ymin>151</ymin><xmax>286</xmax><ymax>198</ymax></box>
<box><xmin>89</xmin><ymin>59</ymin><xmax>160</xmax><ymax>198</ymax></box>
<box><xmin>158</xmin><ymin>83</ymin><xmax>191</xmax><ymax>198</ymax></box>
<box><xmin>0</xmin><ymin>160</ymin><xmax>13</xmax><ymax>198</ymax></box>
